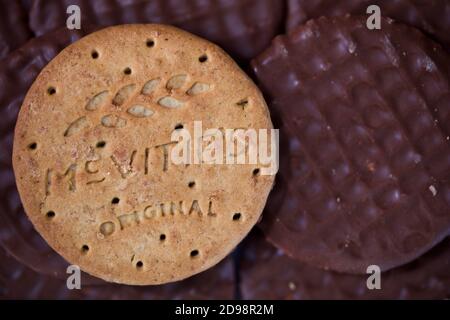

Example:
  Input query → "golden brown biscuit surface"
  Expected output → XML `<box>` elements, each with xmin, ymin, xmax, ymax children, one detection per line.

<box><xmin>12</xmin><ymin>24</ymin><xmax>274</xmax><ymax>285</ymax></box>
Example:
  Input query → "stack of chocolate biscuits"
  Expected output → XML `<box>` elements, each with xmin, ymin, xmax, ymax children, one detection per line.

<box><xmin>1</xmin><ymin>0</ymin><xmax>449</xmax><ymax>299</ymax></box>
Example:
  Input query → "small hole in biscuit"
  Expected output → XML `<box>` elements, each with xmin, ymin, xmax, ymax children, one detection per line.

<box><xmin>111</xmin><ymin>197</ymin><xmax>120</xmax><ymax>205</ymax></box>
<box><xmin>47</xmin><ymin>87</ymin><xmax>56</xmax><ymax>95</ymax></box>
<box><xmin>188</xmin><ymin>181</ymin><xmax>195</xmax><ymax>188</ymax></box>
<box><xmin>28</xmin><ymin>142</ymin><xmax>37</xmax><ymax>150</ymax></box>
<box><xmin>81</xmin><ymin>245</ymin><xmax>90</xmax><ymax>254</ymax></box>
<box><xmin>190</xmin><ymin>249</ymin><xmax>199</xmax><ymax>258</ymax></box>
<box><xmin>136</xmin><ymin>261</ymin><xmax>143</xmax><ymax>269</ymax></box>
<box><xmin>174</xmin><ymin>123</ymin><xmax>184</xmax><ymax>130</ymax></box>
<box><xmin>46</xmin><ymin>211</ymin><xmax>55</xmax><ymax>219</ymax></box>
<box><xmin>96</xmin><ymin>141</ymin><xmax>106</xmax><ymax>148</ymax></box>
<box><xmin>123</xmin><ymin>67</ymin><xmax>132</xmax><ymax>75</ymax></box>
<box><xmin>91</xmin><ymin>50</ymin><xmax>99</xmax><ymax>59</ymax></box>
<box><xmin>199</xmin><ymin>54</ymin><xmax>208</xmax><ymax>63</ymax></box>
<box><xmin>146</xmin><ymin>39</ymin><xmax>155</xmax><ymax>47</ymax></box>
<box><xmin>160</xmin><ymin>234</ymin><xmax>166</xmax><ymax>241</ymax></box>
<box><xmin>233</xmin><ymin>213</ymin><xmax>241</xmax><ymax>221</ymax></box>
<box><xmin>253</xmin><ymin>168</ymin><xmax>260</xmax><ymax>176</ymax></box>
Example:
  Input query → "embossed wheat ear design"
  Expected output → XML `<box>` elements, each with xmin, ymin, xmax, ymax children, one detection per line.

<box><xmin>64</xmin><ymin>75</ymin><xmax>211</xmax><ymax>137</ymax></box>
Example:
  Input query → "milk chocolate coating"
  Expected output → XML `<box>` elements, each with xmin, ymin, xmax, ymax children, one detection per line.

<box><xmin>240</xmin><ymin>231</ymin><xmax>450</xmax><ymax>299</ymax></box>
<box><xmin>287</xmin><ymin>0</ymin><xmax>450</xmax><ymax>51</ymax></box>
<box><xmin>29</xmin><ymin>0</ymin><xmax>285</xmax><ymax>63</ymax></box>
<box><xmin>0</xmin><ymin>0</ymin><xmax>32</xmax><ymax>59</ymax></box>
<box><xmin>252</xmin><ymin>16</ymin><xmax>450</xmax><ymax>273</ymax></box>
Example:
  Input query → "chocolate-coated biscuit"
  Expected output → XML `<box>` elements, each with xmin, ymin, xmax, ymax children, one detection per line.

<box><xmin>240</xmin><ymin>231</ymin><xmax>450</xmax><ymax>299</ymax></box>
<box><xmin>29</xmin><ymin>0</ymin><xmax>285</xmax><ymax>63</ymax></box>
<box><xmin>287</xmin><ymin>0</ymin><xmax>450</xmax><ymax>51</ymax></box>
<box><xmin>0</xmin><ymin>0</ymin><xmax>32</xmax><ymax>59</ymax></box>
<box><xmin>252</xmin><ymin>16</ymin><xmax>450</xmax><ymax>273</ymax></box>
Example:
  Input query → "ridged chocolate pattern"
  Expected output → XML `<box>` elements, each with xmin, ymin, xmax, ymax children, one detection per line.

<box><xmin>287</xmin><ymin>0</ymin><xmax>450</xmax><ymax>51</ymax></box>
<box><xmin>252</xmin><ymin>16</ymin><xmax>450</xmax><ymax>273</ymax></box>
<box><xmin>0</xmin><ymin>244</ymin><xmax>234</xmax><ymax>299</ymax></box>
<box><xmin>0</xmin><ymin>0</ymin><xmax>32</xmax><ymax>59</ymax></box>
<box><xmin>240</xmin><ymin>231</ymin><xmax>450</xmax><ymax>299</ymax></box>
<box><xmin>29</xmin><ymin>0</ymin><xmax>285</xmax><ymax>62</ymax></box>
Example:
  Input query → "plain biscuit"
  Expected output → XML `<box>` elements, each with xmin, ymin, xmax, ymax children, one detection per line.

<box><xmin>13</xmin><ymin>24</ymin><xmax>275</xmax><ymax>285</ymax></box>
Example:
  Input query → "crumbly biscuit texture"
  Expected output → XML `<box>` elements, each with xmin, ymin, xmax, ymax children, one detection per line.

<box><xmin>13</xmin><ymin>24</ymin><xmax>274</xmax><ymax>285</ymax></box>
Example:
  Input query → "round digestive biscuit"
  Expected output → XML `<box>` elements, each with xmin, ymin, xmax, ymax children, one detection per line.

<box><xmin>12</xmin><ymin>24</ymin><xmax>274</xmax><ymax>285</ymax></box>
<box><xmin>252</xmin><ymin>16</ymin><xmax>450</xmax><ymax>273</ymax></box>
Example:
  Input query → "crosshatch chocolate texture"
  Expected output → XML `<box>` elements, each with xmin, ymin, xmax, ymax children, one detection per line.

<box><xmin>28</xmin><ymin>0</ymin><xmax>285</xmax><ymax>63</ymax></box>
<box><xmin>1</xmin><ymin>0</ymin><xmax>449</xmax><ymax>299</ymax></box>
<box><xmin>286</xmin><ymin>0</ymin><xmax>450</xmax><ymax>51</ymax></box>
<box><xmin>253</xmin><ymin>15</ymin><xmax>450</xmax><ymax>275</ymax></box>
